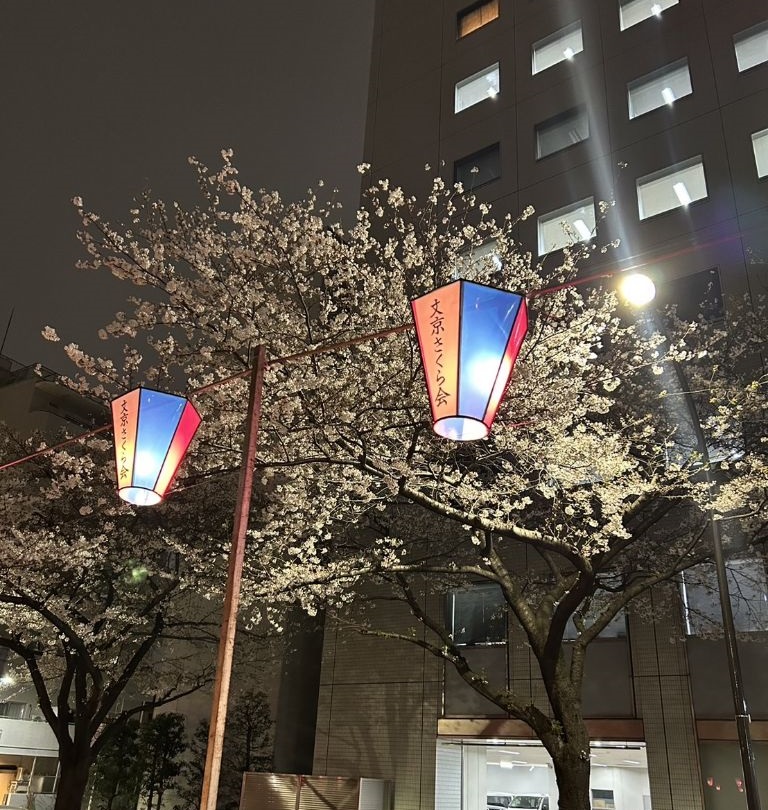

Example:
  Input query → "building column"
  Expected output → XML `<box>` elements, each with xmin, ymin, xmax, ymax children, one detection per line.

<box><xmin>629</xmin><ymin>588</ymin><xmax>705</xmax><ymax>810</ymax></box>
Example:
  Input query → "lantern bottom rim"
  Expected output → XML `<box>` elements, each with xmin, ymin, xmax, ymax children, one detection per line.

<box><xmin>119</xmin><ymin>486</ymin><xmax>163</xmax><ymax>507</ymax></box>
<box><xmin>433</xmin><ymin>416</ymin><xmax>489</xmax><ymax>442</ymax></box>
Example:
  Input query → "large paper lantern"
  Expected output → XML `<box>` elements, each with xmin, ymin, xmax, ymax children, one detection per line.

<box><xmin>411</xmin><ymin>279</ymin><xmax>528</xmax><ymax>441</ymax></box>
<box><xmin>111</xmin><ymin>387</ymin><xmax>202</xmax><ymax>505</ymax></box>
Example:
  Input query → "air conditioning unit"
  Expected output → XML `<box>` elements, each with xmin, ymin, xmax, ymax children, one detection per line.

<box><xmin>240</xmin><ymin>774</ymin><xmax>392</xmax><ymax>810</ymax></box>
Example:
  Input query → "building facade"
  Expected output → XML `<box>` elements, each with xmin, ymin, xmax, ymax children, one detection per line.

<box><xmin>0</xmin><ymin>355</ymin><xmax>105</xmax><ymax>809</ymax></box>
<box><xmin>309</xmin><ymin>2</ymin><xmax>768</xmax><ymax>810</ymax></box>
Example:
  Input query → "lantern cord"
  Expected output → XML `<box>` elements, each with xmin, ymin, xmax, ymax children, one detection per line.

<box><xmin>0</xmin><ymin>424</ymin><xmax>112</xmax><ymax>472</ymax></box>
<box><xmin>528</xmin><ymin>271</ymin><xmax>616</xmax><ymax>298</ymax></box>
<box><xmin>192</xmin><ymin>322</ymin><xmax>415</xmax><ymax>395</ymax></box>
<box><xmin>0</xmin><ymin>323</ymin><xmax>416</xmax><ymax>473</ymax></box>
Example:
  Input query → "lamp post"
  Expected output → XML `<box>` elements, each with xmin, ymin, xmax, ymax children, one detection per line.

<box><xmin>200</xmin><ymin>345</ymin><xmax>267</xmax><ymax>810</ymax></box>
<box><xmin>673</xmin><ymin>362</ymin><xmax>762</xmax><ymax>810</ymax></box>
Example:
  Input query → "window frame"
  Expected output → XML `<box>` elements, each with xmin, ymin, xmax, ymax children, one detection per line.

<box><xmin>537</xmin><ymin>196</ymin><xmax>596</xmax><ymax>256</ymax></box>
<box><xmin>751</xmin><ymin>127</ymin><xmax>768</xmax><ymax>179</ymax></box>
<box><xmin>627</xmin><ymin>57</ymin><xmax>692</xmax><ymax>119</ymax></box>
<box><xmin>531</xmin><ymin>20</ymin><xmax>584</xmax><ymax>75</ymax></box>
<box><xmin>454</xmin><ymin>62</ymin><xmax>501</xmax><ymax>114</ymax></box>
<box><xmin>681</xmin><ymin>557</ymin><xmax>768</xmax><ymax>635</ymax></box>
<box><xmin>733</xmin><ymin>20</ymin><xmax>768</xmax><ymax>73</ymax></box>
<box><xmin>446</xmin><ymin>582</ymin><xmax>507</xmax><ymax>646</ymax></box>
<box><xmin>457</xmin><ymin>0</ymin><xmax>500</xmax><ymax>39</ymax></box>
<box><xmin>636</xmin><ymin>155</ymin><xmax>708</xmax><ymax>220</ymax></box>
<box><xmin>535</xmin><ymin>105</ymin><xmax>590</xmax><ymax>159</ymax></box>
<box><xmin>619</xmin><ymin>0</ymin><xmax>678</xmax><ymax>31</ymax></box>
<box><xmin>453</xmin><ymin>142</ymin><xmax>502</xmax><ymax>190</ymax></box>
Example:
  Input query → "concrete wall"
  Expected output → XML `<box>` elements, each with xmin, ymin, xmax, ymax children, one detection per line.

<box><xmin>313</xmin><ymin>588</ymin><xmax>442</xmax><ymax>810</ymax></box>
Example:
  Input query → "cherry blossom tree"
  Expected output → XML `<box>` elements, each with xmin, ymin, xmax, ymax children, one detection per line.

<box><xmin>26</xmin><ymin>152</ymin><xmax>768</xmax><ymax>809</ymax></box>
<box><xmin>0</xmin><ymin>427</ymin><xmax>232</xmax><ymax>810</ymax></box>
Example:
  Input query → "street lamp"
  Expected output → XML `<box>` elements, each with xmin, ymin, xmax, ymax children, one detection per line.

<box><xmin>618</xmin><ymin>272</ymin><xmax>656</xmax><ymax>307</ymax></box>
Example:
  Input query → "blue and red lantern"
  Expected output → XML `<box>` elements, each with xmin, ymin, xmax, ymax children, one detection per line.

<box><xmin>111</xmin><ymin>387</ymin><xmax>202</xmax><ymax>505</ymax></box>
<box><xmin>411</xmin><ymin>279</ymin><xmax>528</xmax><ymax>441</ymax></box>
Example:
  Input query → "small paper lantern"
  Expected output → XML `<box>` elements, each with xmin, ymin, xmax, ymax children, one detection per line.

<box><xmin>411</xmin><ymin>279</ymin><xmax>528</xmax><ymax>441</ymax></box>
<box><xmin>111</xmin><ymin>387</ymin><xmax>202</xmax><ymax>506</ymax></box>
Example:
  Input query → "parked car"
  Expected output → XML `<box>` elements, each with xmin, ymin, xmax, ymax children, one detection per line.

<box><xmin>487</xmin><ymin>794</ymin><xmax>550</xmax><ymax>810</ymax></box>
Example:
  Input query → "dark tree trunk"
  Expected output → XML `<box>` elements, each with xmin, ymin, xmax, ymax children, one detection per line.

<box><xmin>54</xmin><ymin>749</ymin><xmax>92</xmax><ymax>810</ymax></box>
<box><xmin>552</xmin><ymin>748</ymin><xmax>591</xmax><ymax>810</ymax></box>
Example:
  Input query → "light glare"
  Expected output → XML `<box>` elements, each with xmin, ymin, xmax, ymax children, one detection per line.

<box><xmin>673</xmin><ymin>181</ymin><xmax>692</xmax><ymax>205</ymax></box>
<box><xmin>619</xmin><ymin>273</ymin><xmax>656</xmax><ymax>307</ymax></box>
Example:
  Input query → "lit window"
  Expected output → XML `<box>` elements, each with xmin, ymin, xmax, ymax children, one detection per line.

<box><xmin>456</xmin><ymin>239</ymin><xmax>502</xmax><ymax>279</ymax></box>
<box><xmin>681</xmin><ymin>558</ymin><xmax>768</xmax><ymax>635</ymax></box>
<box><xmin>535</xmin><ymin>106</ymin><xmax>589</xmax><ymax>159</ymax></box>
<box><xmin>531</xmin><ymin>21</ymin><xmax>584</xmax><ymax>75</ymax></box>
<box><xmin>752</xmin><ymin>127</ymin><xmax>768</xmax><ymax>178</ymax></box>
<box><xmin>734</xmin><ymin>20</ymin><xmax>768</xmax><ymax>73</ymax></box>
<box><xmin>636</xmin><ymin>156</ymin><xmax>707</xmax><ymax>219</ymax></box>
<box><xmin>619</xmin><ymin>0</ymin><xmax>678</xmax><ymax>31</ymax></box>
<box><xmin>455</xmin><ymin>63</ymin><xmax>500</xmax><ymax>113</ymax></box>
<box><xmin>454</xmin><ymin>143</ymin><xmax>501</xmax><ymax>190</ymax></box>
<box><xmin>457</xmin><ymin>0</ymin><xmax>499</xmax><ymax>38</ymax></box>
<box><xmin>627</xmin><ymin>58</ymin><xmax>692</xmax><ymax>119</ymax></box>
<box><xmin>447</xmin><ymin>583</ymin><xmax>506</xmax><ymax>645</ymax></box>
<box><xmin>537</xmin><ymin>197</ymin><xmax>596</xmax><ymax>256</ymax></box>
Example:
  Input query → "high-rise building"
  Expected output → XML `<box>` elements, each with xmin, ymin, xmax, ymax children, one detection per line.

<box><xmin>307</xmin><ymin>3</ymin><xmax>768</xmax><ymax>810</ymax></box>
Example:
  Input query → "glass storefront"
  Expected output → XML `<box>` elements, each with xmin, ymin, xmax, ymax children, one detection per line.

<box><xmin>436</xmin><ymin>739</ymin><xmax>651</xmax><ymax>810</ymax></box>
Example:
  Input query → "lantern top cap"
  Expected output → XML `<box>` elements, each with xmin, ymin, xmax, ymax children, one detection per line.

<box><xmin>411</xmin><ymin>277</ymin><xmax>527</xmax><ymax>302</ymax></box>
<box><xmin>110</xmin><ymin>385</ymin><xmax>199</xmax><ymax>407</ymax></box>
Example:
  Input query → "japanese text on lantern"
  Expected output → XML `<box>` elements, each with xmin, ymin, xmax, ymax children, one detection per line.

<box><xmin>430</xmin><ymin>297</ymin><xmax>450</xmax><ymax>407</ymax></box>
<box><xmin>119</xmin><ymin>399</ymin><xmax>130</xmax><ymax>481</ymax></box>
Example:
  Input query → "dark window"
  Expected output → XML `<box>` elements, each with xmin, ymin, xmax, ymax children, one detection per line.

<box><xmin>535</xmin><ymin>106</ymin><xmax>589</xmax><ymax>159</ymax></box>
<box><xmin>564</xmin><ymin>608</ymin><xmax>627</xmax><ymax>640</ymax></box>
<box><xmin>681</xmin><ymin>558</ymin><xmax>768</xmax><ymax>635</ymax></box>
<box><xmin>457</xmin><ymin>0</ymin><xmax>499</xmax><ymax>38</ymax></box>
<box><xmin>447</xmin><ymin>582</ymin><xmax>506</xmax><ymax>645</ymax></box>
<box><xmin>454</xmin><ymin>143</ymin><xmax>501</xmax><ymax>190</ymax></box>
<box><xmin>662</xmin><ymin>268</ymin><xmax>724</xmax><ymax>322</ymax></box>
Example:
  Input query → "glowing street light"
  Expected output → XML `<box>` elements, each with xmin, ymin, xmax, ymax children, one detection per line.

<box><xmin>411</xmin><ymin>279</ymin><xmax>528</xmax><ymax>441</ymax></box>
<box><xmin>618</xmin><ymin>272</ymin><xmax>656</xmax><ymax>307</ymax></box>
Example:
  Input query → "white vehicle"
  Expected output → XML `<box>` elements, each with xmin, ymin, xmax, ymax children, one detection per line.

<box><xmin>487</xmin><ymin>793</ymin><xmax>550</xmax><ymax>810</ymax></box>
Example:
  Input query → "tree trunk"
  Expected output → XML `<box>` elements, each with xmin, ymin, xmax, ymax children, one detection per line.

<box><xmin>54</xmin><ymin>751</ymin><xmax>92</xmax><ymax>810</ymax></box>
<box><xmin>552</xmin><ymin>748</ymin><xmax>591</xmax><ymax>810</ymax></box>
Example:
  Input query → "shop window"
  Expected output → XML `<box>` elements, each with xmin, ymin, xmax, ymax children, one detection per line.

<box><xmin>627</xmin><ymin>57</ymin><xmax>692</xmax><ymax>119</ymax></box>
<box><xmin>681</xmin><ymin>557</ymin><xmax>768</xmax><ymax>635</ymax></box>
<box><xmin>752</xmin><ymin>127</ymin><xmax>768</xmax><ymax>178</ymax></box>
<box><xmin>447</xmin><ymin>582</ymin><xmax>506</xmax><ymax>645</ymax></box>
<box><xmin>734</xmin><ymin>20</ymin><xmax>768</xmax><ymax>73</ymax></box>
<box><xmin>619</xmin><ymin>0</ymin><xmax>678</xmax><ymax>31</ymax></box>
<box><xmin>531</xmin><ymin>21</ymin><xmax>583</xmax><ymax>75</ymax></box>
<box><xmin>458</xmin><ymin>0</ymin><xmax>499</xmax><ymax>38</ymax></box>
<box><xmin>537</xmin><ymin>197</ymin><xmax>595</xmax><ymax>256</ymax></box>
<box><xmin>636</xmin><ymin>156</ymin><xmax>707</xmax><ymax>219</ymax></box>
<box><xmin>455</xmin><ymin>63</ymin><xmax>500</xmax><ymax>113</ymax></box>
<box><xmin>454</xmin><ymin>143</ymin><xmax>501</xmax><ymax>190</ymax></box>
<box><xmin>435</xmin><ymin>739</ymin><xmax>651</xmax><ymax>810</ymax></box>
<box><xmin>535</xmin><ymin>106</ymin><xmax>589</xmax><ymax>159</ymax></box>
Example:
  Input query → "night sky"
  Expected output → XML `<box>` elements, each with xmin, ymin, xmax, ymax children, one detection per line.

<box><xmin>1</xmin><ymin>2</ymin><xmax>375</xmax><ymax>370</ymax></box>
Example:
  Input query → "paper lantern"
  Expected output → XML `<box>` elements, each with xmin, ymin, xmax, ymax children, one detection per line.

<box><xmin>411</xmin><ymin>279</ymin><xmax>528</xmax><ymax>440</ymax></box>
<box><xmin>111</xmin><ymin>387</ymin><xmax>202</xmax><ymax>505</ymax></box>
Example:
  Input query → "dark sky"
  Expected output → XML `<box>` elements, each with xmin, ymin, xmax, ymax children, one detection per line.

<box><xmin>0</xmin><ymin>2</ymin><xmax>375</xmax><ymax>370</ymax></box>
